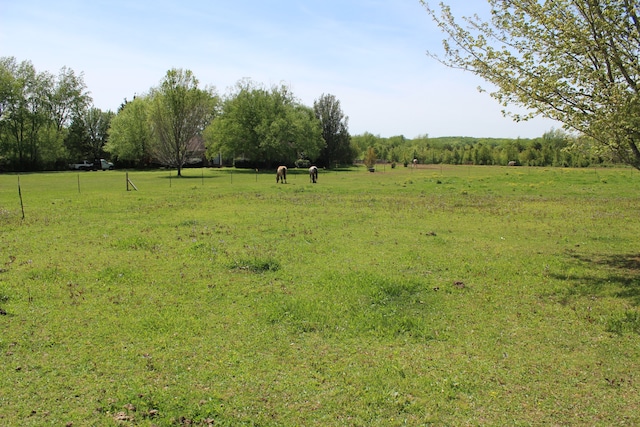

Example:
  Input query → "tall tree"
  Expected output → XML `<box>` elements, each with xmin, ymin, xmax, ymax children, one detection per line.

<box><xmin>63</xmin><ymin>107</ymin><xmax>114</xmax><ymax>162</ymax></box>
<box><xmin>149</xmin><ymin>69</ymin><xmax>218</xmax><ymax>176</ymax></box>
<box><xmin>64</xmin><ymin>116</ymin><xmax>89</xmax><ymax>161</ymax></box>
<box><xmin>48</xmin><ymin>66</ymin><xmax>91</xmax><ymax>134</ymax></box>
<box><xmin>0</xmin><ymin>57</ymin><xmax>91</xmax><ymax>170</ymax></box>
<box><xmin>313</xmin><ymin>93</ymin><xmax>354</xmax><ymax>167</ymax></box>
<box><xmin>422</xmin><ymin>0</ymin><xmax>640</xmax><ymax>169</ymax></box>
<box><xmin>0</xmin><ymin>58</ymin><xmax>50</xmax><ymax>170</ymax></box>
<box><xmin>204</xmin><ymin>79</ymin><xmax>324</xmax><ymax>167</ymax></box>
<box><xmin>45</xmin><ymin>67</ymin><xmax>91</xmax><ymax>168</ymax></box>
<box><xmin>105</xmin><ymin>96</ymin><xmax>153</xmax><ymax>166</ymax></box>
<box><xmin>0</xmin><ymin>58</ymin><xmax>13</xmax><ymax>122</ymax></box>
<box><xmin>85</xmin><ymin>107</ymin><xmax>114</xmax><ymax>161</ymax></box>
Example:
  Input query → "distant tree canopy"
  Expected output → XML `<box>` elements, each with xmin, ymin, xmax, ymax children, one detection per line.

<box><xmin>313</xmin><ymin>93</ymin><xmax>356</xmax><ymax>167</ymax></box>
<box><xmin>421</xmin><ymin>0</ymin><xmax>640</xmax><ymax>170</ymax></box>
<box><xmin>0</xmin><ymin>56</ymin><xmax>92</xmax><ymax>171</ymax></box>
<box><xmin>351</xmin><ymin>130</ymin><xmax>613</xmax><ymax>168</ymax></box>
<box><xmin>84</xmin><ymin>107</ymin><xmax>115</xmax><ymax>161</ymax></box>
<box><xmin>148</xmin><ymin>69</ymin><xmax>218</xmax><ymax>176</ymax></box>
<box><xmin>104</xmin><ymin>96</ymin><xmax>152</xmax><ymax>167</ymax></box>
<box><xmin>106</xmin><ymin>69</ymin><xmax>219</xmax><ymax>174</ymax></box>
<box><xmin>203</xmin><ymin>79</ymin><xmax>324</xmax><ymax>168</ymax></box>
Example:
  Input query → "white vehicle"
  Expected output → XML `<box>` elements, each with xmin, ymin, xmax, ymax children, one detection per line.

<box><xmin>97</xmin><ymin>159</ymin><xmax>114</xmax><ymax>170</ymax></box>
<box><xmin>69</xmin><ymin>160</ymin><xmax>93</xmax><ymax>170</ymax></box>
<box><xmin>69</xmin><ymin>159</ymin><xmax>114</xmax><ymax>171</ymax></box>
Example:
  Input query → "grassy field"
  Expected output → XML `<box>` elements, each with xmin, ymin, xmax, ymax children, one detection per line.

<box><xmin>1</xmin><ymin>165</ymin><xmax>639</xmax><ymax>426</ymax></box>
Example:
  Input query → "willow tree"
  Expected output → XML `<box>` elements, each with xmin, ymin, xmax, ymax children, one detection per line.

<box><xmin>149</xmin><ymin>69</ymin><xmax>218</xmax><ymax>176</ymax></box>
<box><xmin>422</xmin><ymin>1</ymin><xmax>640</xmax><ymax>169</ymax></box>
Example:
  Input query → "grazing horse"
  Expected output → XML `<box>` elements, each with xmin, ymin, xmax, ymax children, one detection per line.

<box><xmin>309</xmin><ymin>166</ymin><xmax>318</xmax><ymax>183</ymax></box>
<box><xmin>276</xmin><ymin>166</ymin><xmax>287</xmax><ymax>183</ymax></box>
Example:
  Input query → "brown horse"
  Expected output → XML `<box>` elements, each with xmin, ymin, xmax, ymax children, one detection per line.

<box><xmin>276</xmin><ymin>166</ymin><xmax>287</xmax><ymax>183</ymax></box>
<box><xmin>309</xmin><ymin>166</ymin><xmax>318</xmax><ymax>183</ymax></box>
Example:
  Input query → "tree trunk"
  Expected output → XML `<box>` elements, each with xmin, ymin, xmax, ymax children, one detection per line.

<box><xmin>628</xmin><ymin>139</ymin><xmax>640</xmax><ymax>170</ymax></box>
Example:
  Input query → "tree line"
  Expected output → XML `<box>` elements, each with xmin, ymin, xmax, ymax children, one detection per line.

<box><xmin>0</xmin><ymin>58</ymin><xmax>354</xmax><ymax>174</ymax></box>
<box><xmin>352</xmin><ymin>130</ymin><xmax>619</xmax><ymax>168</ymax></box>
<box><xmin>0</xmin><ymin>57</ymin><xmax>110</xmax><ymax>171</ymax></box>
<box><xmin>0</xmin><ymin>55</ymin><xmax>604</xmax><ymax>174</ymax></box>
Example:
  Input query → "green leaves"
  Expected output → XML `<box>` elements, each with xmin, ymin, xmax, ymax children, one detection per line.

<box><xmin>313</xmin><ymin>93</ymin><xmax>353</xmax><ymax>167</ymax></box>
<box><xmin>147</xmin><ymin>68</ymin><xmax>219</xmax><ymax>174</ymax></box>
<box><xmin>105</xmin><ymin>96</ymin><xmax>152</xmax><ymax>165</ymax></box>
<box><xmin>423</xmin><ymin>0</ymin><xmax>640</xmax><ymax>169</ymax></box>
<box><xmin>0</xmin><ymin>57</ymin><xmax>91</xmax><ymax>170</ymax></box>
<box><xmin>203</xmin><ymin>79</ymin><xmax>324</xmax><ymax>166</ymax></box>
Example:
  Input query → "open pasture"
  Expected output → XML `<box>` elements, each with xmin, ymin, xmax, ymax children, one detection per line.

<box><xmin>1</xmin><ymin>165</ymin><xmax>639</xmax><ymax>426</ymax></box>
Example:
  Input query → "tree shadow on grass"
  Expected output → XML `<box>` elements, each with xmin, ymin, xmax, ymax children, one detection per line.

<box><xmin>552</xmin><ymin>252</ymin><xmax>640</xmax><ymax>306</ymax></box>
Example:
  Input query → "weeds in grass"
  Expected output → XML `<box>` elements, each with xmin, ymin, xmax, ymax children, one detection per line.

<box><xmin>229</xmin><ymin>256</ymin><xmax>281</xmax><ymax>273</ymax></box>
<box><xmin>0</xmin><ymin>285</ymin><xmax>9</xmax><ymax>304</ymax></box>
<box><xmin>607</xmin><ymin>310</ymin><xmax>640</xmax><ymax>335</ymax></box>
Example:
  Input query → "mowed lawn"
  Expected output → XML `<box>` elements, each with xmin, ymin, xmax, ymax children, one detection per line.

<box><xmin>1</xmin><ymin>165</ymin><xmax>639</xmax><ymax>426</ymax></box>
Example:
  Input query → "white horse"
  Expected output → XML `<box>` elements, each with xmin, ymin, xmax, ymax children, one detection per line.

<box><xmin>276</xmin><ymin>166</ymin><xmax>287</xmax><ymax>183</ymax></box>
<box><xmin>309</xmin><ymin>166</ymin><xmax>318</xmax><ymax>183</ymax></box>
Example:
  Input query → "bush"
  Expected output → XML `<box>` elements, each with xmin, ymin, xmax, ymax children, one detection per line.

<box><xmin>295</xmin><ymin>159</ymin><xmax>310</xmax><ymax>168</ymax></box>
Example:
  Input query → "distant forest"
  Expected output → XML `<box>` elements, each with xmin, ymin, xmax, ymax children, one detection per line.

<box><xmin>351</xmin><ymin>129</ymin><xmax>620</xmax><ymax>168</ymax></box>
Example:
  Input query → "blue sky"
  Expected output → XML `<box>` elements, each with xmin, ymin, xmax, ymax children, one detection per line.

<box><xmin>0</xmin><ymin>0</ymin><xmax>561</xmax><ymax>138</ymax></box>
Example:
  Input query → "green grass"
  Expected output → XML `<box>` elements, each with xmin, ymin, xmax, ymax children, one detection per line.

<box><xmin>1</xmin><ymin>165</ymin><xmax>639</xmax><ymax>426</ymax></box>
